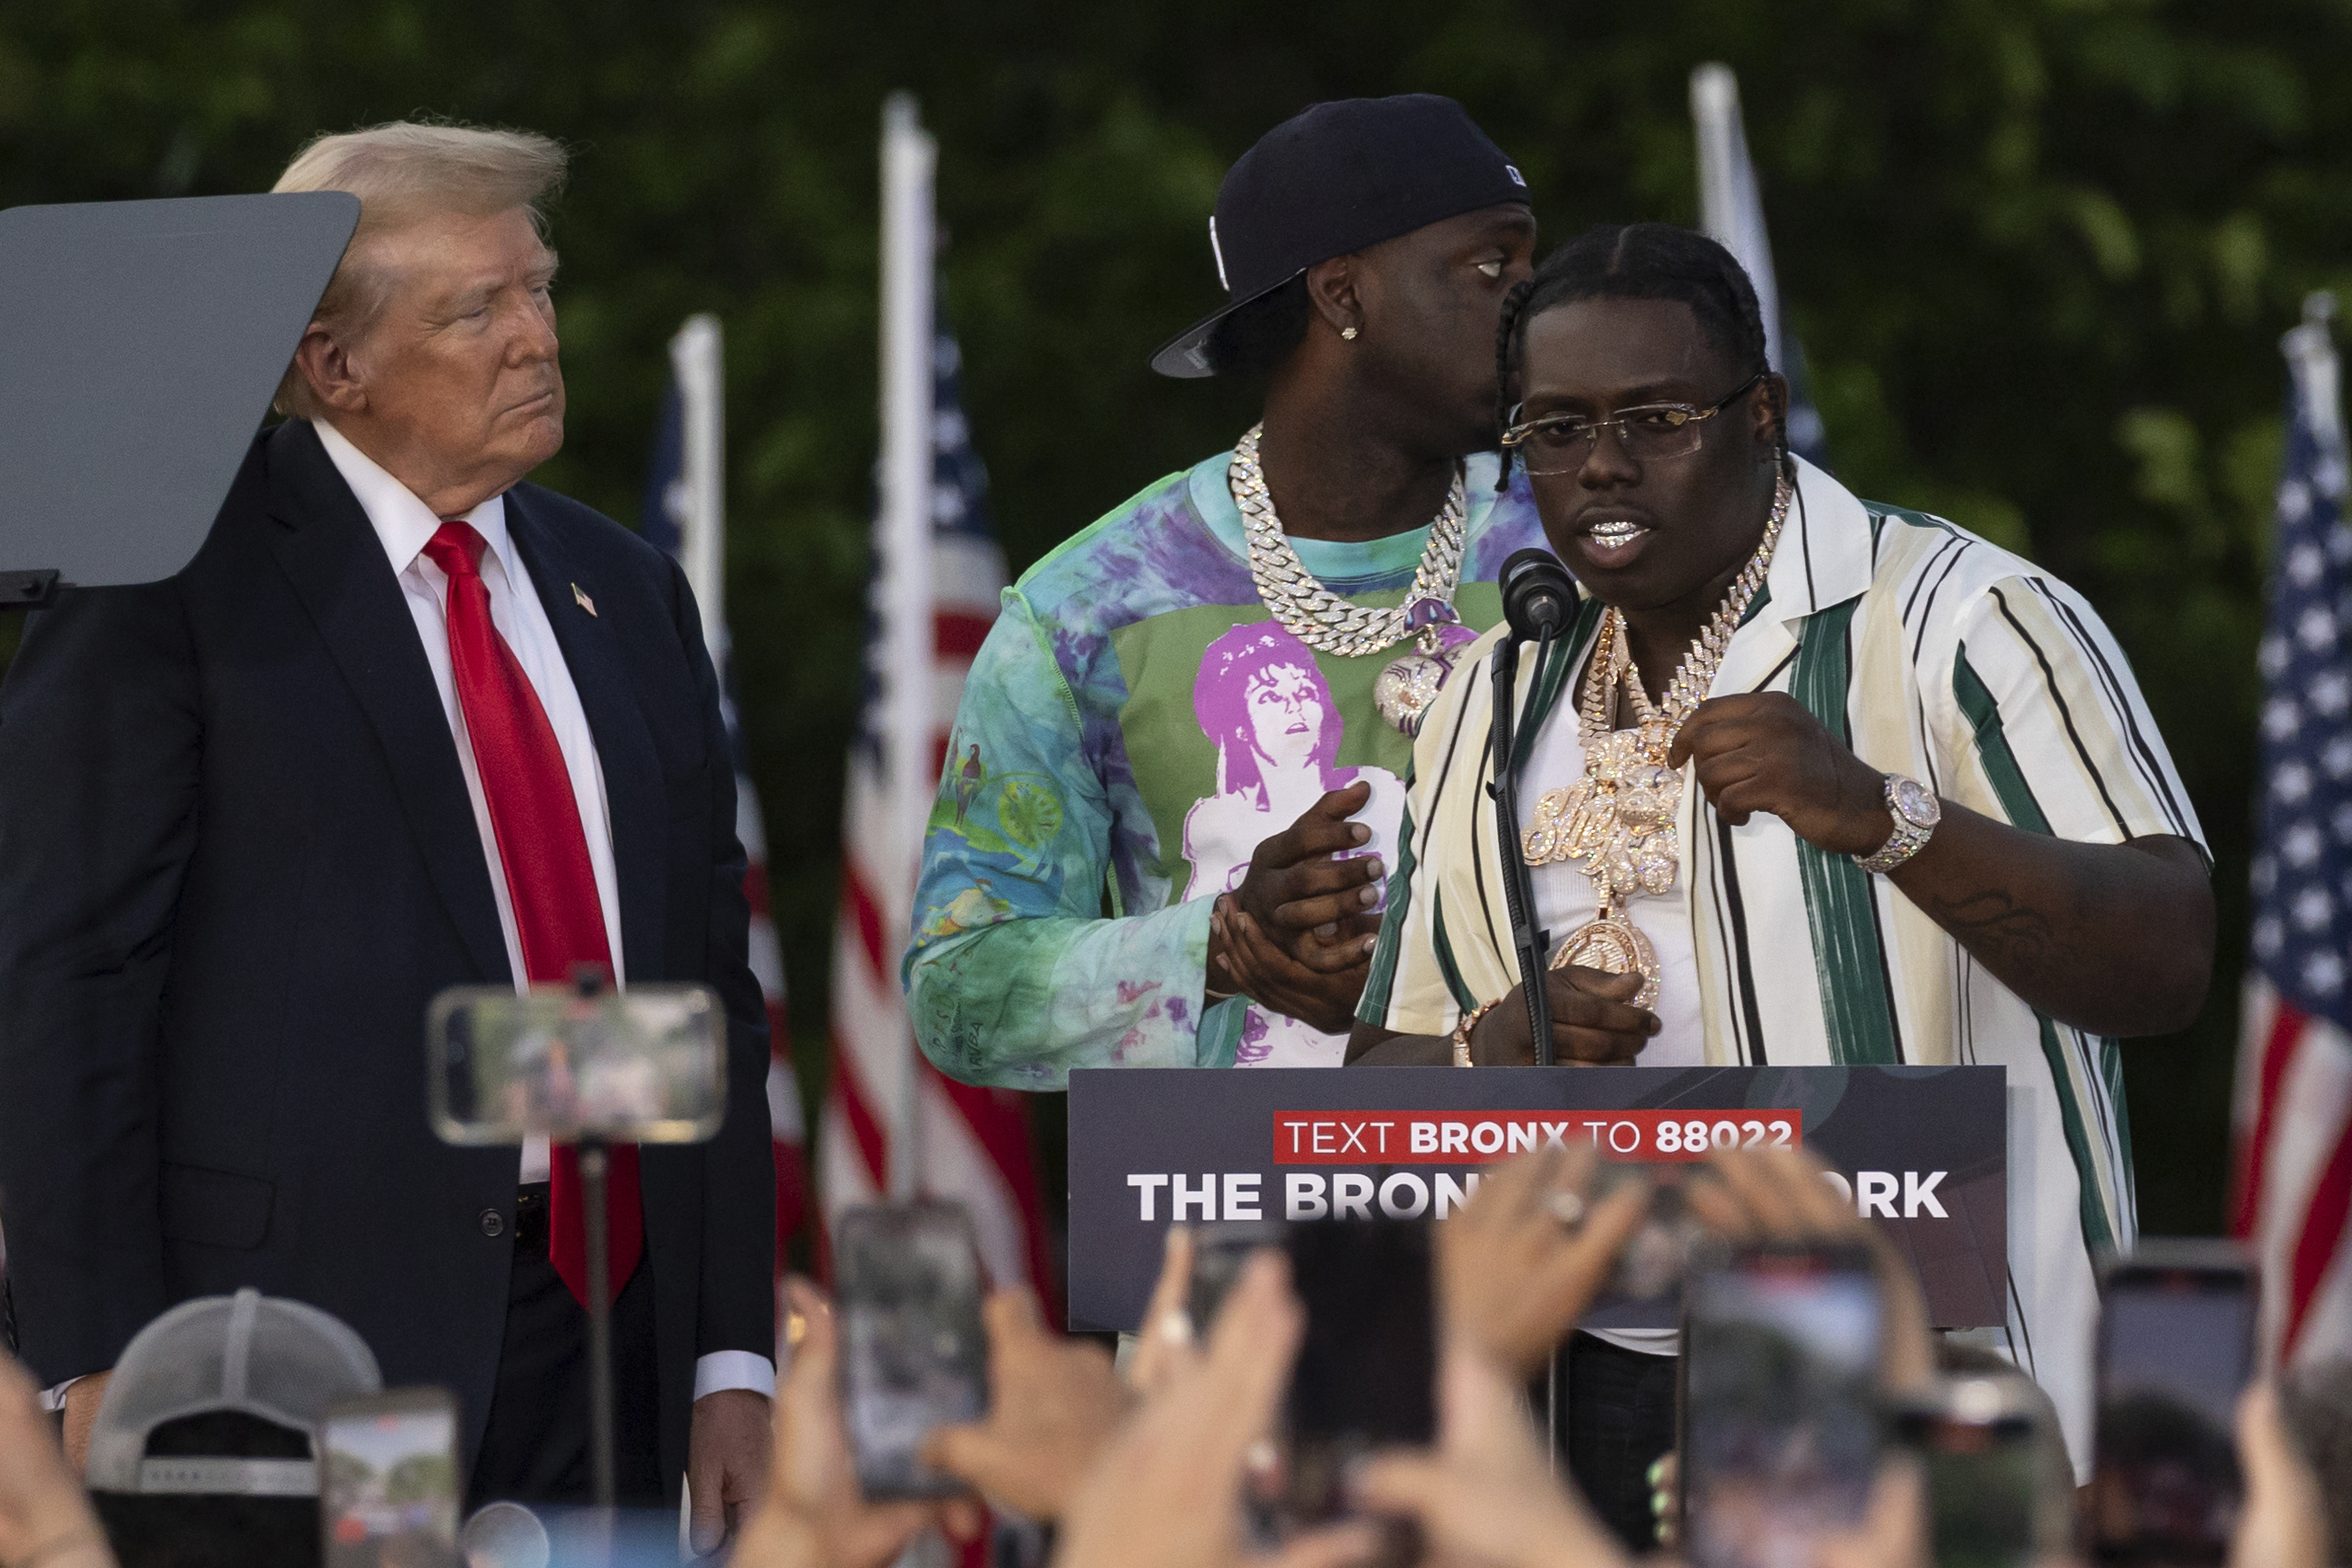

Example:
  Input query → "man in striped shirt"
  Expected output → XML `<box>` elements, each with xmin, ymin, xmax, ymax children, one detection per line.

<box><xmin>1347</xmin><ymin>225</ymin><xmax>2213</xmax><ymax>1520</ymax></box>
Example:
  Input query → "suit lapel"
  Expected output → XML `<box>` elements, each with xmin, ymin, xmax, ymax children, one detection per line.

<box><xmin>255</xmin><ymin>422</ymin><xmax>512</xmax><ymax>984</ymax></box>
<box><xmin>503</xmin><ymin>491</ymin><xmax>668</xmax><ymax>987</ymax></box>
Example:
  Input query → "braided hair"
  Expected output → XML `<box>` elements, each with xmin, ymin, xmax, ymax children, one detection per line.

<box><xmin>1494</xmin><ymin>222</ymin><xmax>1780</xmax><ymax>490</ymax></box>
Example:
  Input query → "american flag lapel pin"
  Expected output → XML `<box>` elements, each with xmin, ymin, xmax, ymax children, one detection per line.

<box><xmin>572</xmin><ymin>582</ymin><xmax>597</xmax><ymax>617</ymax></box>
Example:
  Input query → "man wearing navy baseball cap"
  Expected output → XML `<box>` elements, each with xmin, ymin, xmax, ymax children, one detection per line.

<box><xmin>909</xmin><ymin>100</ymin><xmax>1546</xmax><ymax>1117</ymax></box>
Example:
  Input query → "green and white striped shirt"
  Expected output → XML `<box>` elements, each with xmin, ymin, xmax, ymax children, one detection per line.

<box><xmin>1360</xmin><ymin>458</ymin><xmax>2204</xmax><ymax>1472</ymax></box>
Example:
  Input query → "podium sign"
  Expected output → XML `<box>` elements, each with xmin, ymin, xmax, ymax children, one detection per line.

<box><xmin>1067</xmin><ymin>1065</ymin><xmax>2006</xmax><ymax>1333</ymax></box>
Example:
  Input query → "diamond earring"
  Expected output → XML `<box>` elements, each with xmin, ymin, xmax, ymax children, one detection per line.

<box><xmin>1341</xmin><ymin>326</ymin><xmax>1359</xmax><ymax>340</ymax></box>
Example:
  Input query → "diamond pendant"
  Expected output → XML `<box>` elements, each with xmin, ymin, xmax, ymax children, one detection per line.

<box><xmin>1551</xmin><ymin>915</ymin><xmax>1661</xmax><ymax>1010</ymax></box>
<box><xmin>1373</xmin><ymin>647</ymin><xmax>1454</xmax><ymax>734</ymax></box>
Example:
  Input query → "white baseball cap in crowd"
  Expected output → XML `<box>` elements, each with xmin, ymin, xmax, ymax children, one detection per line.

<box><xmin>84</xmin><ymin>1287</ymin><xmax>382</xmax><ymax>1496</ymax></box>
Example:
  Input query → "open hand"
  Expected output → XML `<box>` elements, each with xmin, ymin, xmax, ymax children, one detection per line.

<box><xmin>1437</xmin><ymin>1145</ymin><xmax>1650</xmax><ymax>1379</ymax></box>
<box><xmin>923</xmin><ymin>1288</ymin><xmax>1133</xmax><ymax>1520</ymax></box>
<box><xmin>1669</xmin><ymin>693</ymin><xmax>1891</xmax><ymax>856</ymax></box>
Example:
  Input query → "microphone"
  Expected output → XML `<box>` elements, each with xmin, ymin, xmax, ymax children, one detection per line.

<box><xmin>1499</xmin><ymin>548</ymin><xmax>1575</xmax><ymax>643</ymax></box>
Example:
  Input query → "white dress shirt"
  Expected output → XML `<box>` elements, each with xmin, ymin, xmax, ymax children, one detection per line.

<box><xmin>316</xmin><ymin>420</ymin><xmax>771</xmax><ymax>1401</ymax></box>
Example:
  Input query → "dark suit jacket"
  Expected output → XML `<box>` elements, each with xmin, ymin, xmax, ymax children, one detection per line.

<box><xmin>0</xmin><ymin>418</ymin><xmax>775</xmax><ymax>1490</ymax></box>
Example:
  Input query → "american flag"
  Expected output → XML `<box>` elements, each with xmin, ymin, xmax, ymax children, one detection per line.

<box><xmin>2234</xmin><ymin>290</ymin><xmax>2352</xmax><ymax>1370</ymax></box>
<box><xmin>641</xmin><ymin>315</ymin><xmax>810</xmax><ymax>1255</ymax></box>
<box><xmin>820</xmin><ymin>317</ymin><xmax>1057</xmax><ymax>1314</ymax></box>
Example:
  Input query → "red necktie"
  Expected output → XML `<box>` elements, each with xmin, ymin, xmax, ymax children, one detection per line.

<box><xmin>423</xmin><ymin>520</ymin><xmax>644</xmax><ymax>1308</ymax></box>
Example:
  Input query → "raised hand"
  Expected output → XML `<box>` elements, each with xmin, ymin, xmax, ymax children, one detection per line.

<box><xmin>922</xmin><ymin>1288</ymin><xmax>1133</xmax><ymax>1520</ymax></box>
<box><xmin>1055</xmin><ymin>1251</ymin><xmax>1378</xmax><ymax>1568</ymax></box>
<box><xmin>1436</xmin><ymin>1145</ymin><xmax>1650</xmax><ymax>1379</ymax></box>
<box><xmin>1353</xmin><ymin>1342</ymin><xmax>1631</xmax><ymax>1568</ymax></box>
<box><xmin>728</xmin><ymin>1278</ymin><xmax>980</xmax><ymax>1568</ymax></box>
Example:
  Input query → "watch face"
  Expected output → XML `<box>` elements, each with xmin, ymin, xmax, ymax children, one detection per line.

<box><xmin>1890</xmin><ymin>775</ymin><xmax>1940</xmax><ymax>828</ymax></box>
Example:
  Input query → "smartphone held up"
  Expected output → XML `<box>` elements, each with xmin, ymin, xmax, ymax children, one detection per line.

<box><xmin>320</xmin><ymin>1388</ymin><xmax>462</xmax><ymax>1568</ymax></box>
<box><xmin>835</xmin><ymin>1200</ymin><xmax>992</xmax><ymax>1500</ymax></box>
<box><xmin>2089</xmin><ymin>1242</ymin><xmax>2259</xmax><ymax>1565</ymax></box>
<box><xmin>1678</xmin><ymin>1245</ymin><xmax>1885</xmax><ymax>1568</ymax></box>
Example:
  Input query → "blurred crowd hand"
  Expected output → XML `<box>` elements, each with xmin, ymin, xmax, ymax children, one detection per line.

<box><xmin>1687</xmin><ymin>1144</ymin><xmax>1937</xmax><ymax>1396</ymax></box>
<box><xmin>1056</xmin><ymin>1250</ymin><xmax>1379</xmax><ymax>1568</ymax></box>
<box><xmin>1122</xmin><ymin>1223</ymin><xmax>1199</xmax><ymax>1400</ymax></box>
<box><xmin>1353</xmin><ymin>1343</ymin><xmax>1629</xmax><ymax>1568</ymax></box>
<box><xmin>1437</xmin><ymin>1145</ymin><xmax>1649</xmax><ymax>1381</ymax></box>
<box><xmin>2234</xmin><ymin>1382</ymin><xmax>2328</xmax><ymax>1568</ymax></box>
<box><xmin>922</xmin><ymin>1286</ymin><xmax>1133</xmax><ymax>1519</ymax></box>
<box><xmin>58</xmin><ymin>1372</ymin><xmax>111</xmax><ymax>1474</ymax></box>
<box><xmin>729</xmin><ymin>1277</ymin><xmax>981</xmax><ymax>1568</ymax></box>
<box><xmin>0</xmin><ymin>1353</ymin><xmax>117</xmax><ymax>1568</ymax></box>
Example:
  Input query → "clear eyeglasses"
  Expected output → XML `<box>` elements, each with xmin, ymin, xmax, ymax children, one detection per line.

<box><xmin>1501</xmin><ymin>370</ymin><xmax>1764</xmax><ymax>473</ymax></box>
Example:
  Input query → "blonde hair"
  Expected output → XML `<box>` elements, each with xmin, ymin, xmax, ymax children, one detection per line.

<box><xmin>271</xmin><ymin>120</ymin><xmax>567</xmax><ymax>416</ymax></box>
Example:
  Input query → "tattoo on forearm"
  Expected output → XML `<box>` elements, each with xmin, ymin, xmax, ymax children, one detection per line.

<box><xmin>1924</xmin><ymin>888</ymin><xmax>2067</xmax><ymax>979</ymax></box>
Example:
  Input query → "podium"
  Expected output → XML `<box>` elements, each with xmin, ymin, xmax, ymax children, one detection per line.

<box><xmin>1066</xmin><ymin>1064</ymin><xmax>2007</xmax><ymax>1333</ymax></box>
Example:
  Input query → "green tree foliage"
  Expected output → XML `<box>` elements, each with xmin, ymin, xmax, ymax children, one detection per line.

<box><xmin>6</xmin><ymin>0</ymin><xmax>2349</xmax><ymax>1230</ymax></box>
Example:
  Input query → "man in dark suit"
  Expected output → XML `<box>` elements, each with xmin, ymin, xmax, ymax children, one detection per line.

<box><xmin>0</xmin><ymin>121</ymin><xmax>775</xmax><ymax>1551</ymax></box>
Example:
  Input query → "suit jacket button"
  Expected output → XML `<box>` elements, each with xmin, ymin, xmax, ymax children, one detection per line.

<box><xmin>480</xmin><ymin>1208</ymin><xmax>505</xmax><ymax>1238</ymax></box>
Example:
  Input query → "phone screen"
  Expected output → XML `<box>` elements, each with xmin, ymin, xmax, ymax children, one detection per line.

<box><xmin>1282</xmin><ymin>1219</ymin><xmax>1436</xmax><ymax>1527</ymax></box>
<box><xmin>837</xmin><ymin>1201</ymin><xmax>990</xmax><ymax>1500</ymax></box>
<box><xmin>1895</xmin><ymin>1380</ymin><xmax>2051</xmax><ymax>1568</ymax></box>
<box><xmin>320</xmin><ymin>1390</ymin><xmax>460</xmax><ymax>1568</ymax></box>
<box><xmin>1680</xmin><ymin>1249</ymin><xmax>1883</xmax><ymax>1568</ymax></box>
<box><xmin>2091</xmin><ymin>1260</ymin><xmax>2257</xmax><ymax>1563</ymax></box>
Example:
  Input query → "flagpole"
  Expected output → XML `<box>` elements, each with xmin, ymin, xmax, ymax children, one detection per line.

<box><xmin>669</xmin><ymin>313</ymin><xmax>726</xmax><ymax>660</ymax></box>
<box><xmin>880</xmin><ymin>92</ymin><xmax>936</xmax><ymax>1202</ymax></box>
<box><xmin>1690</xmin><ymin>63</ymin><xmax>1785</xmax><ymax>378</ymax></box>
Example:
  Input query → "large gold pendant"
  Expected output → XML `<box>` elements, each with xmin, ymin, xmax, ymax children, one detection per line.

<box><xmin>1552</xmin><ymin>915</ymin><xmax>1661</xmax><ymax>1010</ymax></box>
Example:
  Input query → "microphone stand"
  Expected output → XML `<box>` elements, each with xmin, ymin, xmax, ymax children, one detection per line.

<box><xmin>1487</xmin><ymin>632</ymin><xmax>1554</xmax><ymax>1065</ymax></box>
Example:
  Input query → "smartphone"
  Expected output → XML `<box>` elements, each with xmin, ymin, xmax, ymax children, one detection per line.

<box><xmin>2090</xmin><ymin>1242</ymin><xmax>2259</xmax><ymax>1565</ymax></box>
<box><xmin>1187</xmin><ymin>1219</ymin><xmax>1288</xmax><ymax>1335</ymax></box>
<box><xmin>1892</xmin><ymin>1375</ymin><xmax>2060</xmax><ymax>1568</ymax></box>
<box><xmin>320</xmin><ymin>1387</ymin><xmax>461</xmax><ymax>1568</ymax></box>
<box><xmin>1282</xmin><ymin>1219</ymin><xmax>1437</xmax><ymax>1528</ymax></box>
<box><xmin>836</xmin><ymin>1200</ymin><xmax>990</xmax><ymax>1500</ymax></box>
<box><xmin>1678</xmin><ymin>1246</ymin><xmax>1884</xmax><ymax>1568</ymax></box>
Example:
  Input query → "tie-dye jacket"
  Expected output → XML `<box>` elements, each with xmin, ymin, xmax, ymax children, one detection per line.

<box><xmin>904</xmin><ymin>447</ymin><xmax>1546</xmax><ymax>1088</ymax></box>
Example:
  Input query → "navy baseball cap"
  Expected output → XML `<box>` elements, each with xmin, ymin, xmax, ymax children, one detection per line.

<box><xmin>1150</xmin><ymin>94</ymin><xmax>1530</xmax><ymax>378</ymax></box>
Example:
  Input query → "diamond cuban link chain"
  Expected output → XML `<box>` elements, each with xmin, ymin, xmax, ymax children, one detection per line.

<box><xmin>1229</xmin><ymin>423</ymin><xmax>1468</xmax><ymax>660</ymax></box>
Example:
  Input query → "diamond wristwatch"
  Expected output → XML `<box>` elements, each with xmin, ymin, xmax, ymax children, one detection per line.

<box><xmin>1854</xmin><ymin>773</ymin><xmax>1940</xmax><ymax>874</ymax></box>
